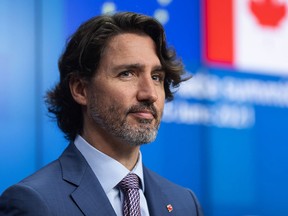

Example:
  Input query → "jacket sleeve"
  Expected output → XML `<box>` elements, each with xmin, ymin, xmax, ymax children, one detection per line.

<box><xmin>0</xmin><ymin>183</ymin><xmax>52</xmax><ymax>216</ymax></box>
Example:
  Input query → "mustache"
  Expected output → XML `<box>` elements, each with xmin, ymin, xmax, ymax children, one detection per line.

<box><xmin>127</xmin><ymin>102</ymin><xmax>158</xmax><ymax>119</ymax></box>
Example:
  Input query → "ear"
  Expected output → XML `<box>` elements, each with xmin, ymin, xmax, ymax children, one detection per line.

<box><xmin>69</xmin><ymin>76</ymin><xmax>88</xmax><ymax>105</ymax></box>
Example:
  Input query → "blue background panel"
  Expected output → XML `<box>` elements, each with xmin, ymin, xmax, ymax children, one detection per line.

<box><xmin>0</xmin><ymin>0</ymin><xmax>37</xmax><ymax>190</ymax></box>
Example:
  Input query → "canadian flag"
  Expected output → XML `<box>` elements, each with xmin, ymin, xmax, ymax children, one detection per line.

<box><xmin>204</xmin><ymin>0</ymin><xmax>288</xmax><ymax>76</ymax></box>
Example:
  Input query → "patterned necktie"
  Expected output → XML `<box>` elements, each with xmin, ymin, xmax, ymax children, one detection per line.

<box><xmin>118</xmin><ymin>173</ymin><xmax>141</xmax><ymax>216</ymax></box>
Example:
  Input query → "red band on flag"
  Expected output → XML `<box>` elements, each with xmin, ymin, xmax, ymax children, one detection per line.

<box><xmin>204</xmin><ymin>0</ymin><xmax>234</xmax><ymax>64</ymax></box>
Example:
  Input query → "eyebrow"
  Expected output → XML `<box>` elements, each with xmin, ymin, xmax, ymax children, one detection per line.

<box><xmin>113</xmin><ymin>63</ymin><xmax>164</xmax><ymax>72</ymax></box>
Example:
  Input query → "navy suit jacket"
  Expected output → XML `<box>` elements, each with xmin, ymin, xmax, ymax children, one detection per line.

<box><xmin>0</xmin><ymin>143</ymin><xmax>203</xmax><ymax>215</ymax></box>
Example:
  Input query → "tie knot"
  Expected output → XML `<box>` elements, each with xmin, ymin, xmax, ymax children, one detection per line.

<box><xmin>118</xmin><ymin>173</ymin><xmax>140</xmax><ymax>191</ymax></box>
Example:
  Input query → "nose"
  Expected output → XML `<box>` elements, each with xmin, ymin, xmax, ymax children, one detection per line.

<box><xmin>136</xmin><ymin>75</ymin><xmax>158</xmax><ymax>103</ymax></box>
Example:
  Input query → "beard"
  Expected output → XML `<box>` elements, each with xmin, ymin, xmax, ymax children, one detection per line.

<box><xmin>88</xmin><ymin>95</ymin><xmax>161</xmax><ymax>146</ymax></box>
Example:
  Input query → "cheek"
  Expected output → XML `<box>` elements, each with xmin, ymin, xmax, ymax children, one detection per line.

<box><xmin>100</xmin><ymin>87</ymin><xmax>131</xmax><ymax>110</ymax></box>
<box><xmin>157</xmin><ymin>89</ymin><xmax>166</xmax><ymax>106</ymax></box>
<box><xmin>114</xmin><ymin>85</ymin><xmax>137</xmax><ymax>104</ymax></box>
<box><xmin>158</xmin><ymin>101</ymin><xmax>165</xmax><ymax>115</ymax></box>
<box><xmin>155</xmin><ymin>94</ymin><xmax>165</xmax><ymax>118</ymax></box>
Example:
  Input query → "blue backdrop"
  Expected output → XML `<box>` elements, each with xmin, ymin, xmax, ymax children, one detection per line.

<box><xmin>1</xmin><ymin>1</ymin><xmax>288</xmax><ymax>215</ymax></box>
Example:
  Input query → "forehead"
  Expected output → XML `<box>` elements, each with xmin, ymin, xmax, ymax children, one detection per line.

<box><xmin>100</xmin><ymin>33</ymin><xmax>161</xmax><ymax>66</ymax></box>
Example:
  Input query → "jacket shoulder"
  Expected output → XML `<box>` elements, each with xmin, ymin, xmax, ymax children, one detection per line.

<box><xmin>0</xmin><ymin>182</ymin><xmax>52</xmax><ymax>215</ymax></box>
<box><xmin>0</xmin><ymin>160</ymin><xmax>62</xmax><ymax>215</ymax></box>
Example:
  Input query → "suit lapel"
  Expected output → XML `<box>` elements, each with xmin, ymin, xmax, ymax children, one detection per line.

<box><xmin>59</xmin><ymin>143</ymin><xmax>117</xmax><ymax>216</ymax></box>
<box><xmin>143</xmin><ymin>167</ymin><xmax>174</xmax><ymax>216</ymax></box>
<box><xmin>70</xmin><ymin>170</ymin><xmax>116</xmax><ymax>216</ymax></box>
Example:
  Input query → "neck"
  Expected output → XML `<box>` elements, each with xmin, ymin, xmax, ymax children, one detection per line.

<box><xmin>81</xmin><ymin>125</ymin><xmax>141</xmax><ymax>171</ymax></box>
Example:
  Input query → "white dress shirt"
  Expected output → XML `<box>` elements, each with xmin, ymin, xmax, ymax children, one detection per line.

<box><xmin>74</xmin><ymin>135</ymin><xmax>150</xmax><ymax>216</ymax></box>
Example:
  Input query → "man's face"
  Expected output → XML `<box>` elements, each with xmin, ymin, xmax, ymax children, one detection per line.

<box><xmin>85</xmin><ymin>33</ymin><xmax>165</xmax><ymax>146</ymax></box>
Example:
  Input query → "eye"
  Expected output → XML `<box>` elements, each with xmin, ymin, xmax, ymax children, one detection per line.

<box><xmin>118</xmin><ymin>70</ymin><xmax>133</xmax><ymax>78</ymax></box>
<box><xmin>152</xmin><ymin>73</ymin><xmax>165</xmax><ymax>83</ymax></box>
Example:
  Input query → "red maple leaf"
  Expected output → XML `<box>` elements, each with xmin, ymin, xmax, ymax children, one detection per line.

<box><xmin>249</xmin><ymin>0</ymin><xmax>287</xmax><ymax>27</ymax></box>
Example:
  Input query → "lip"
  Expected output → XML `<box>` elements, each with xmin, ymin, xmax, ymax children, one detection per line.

<box><xmin>129</xmin><ymin>110</ymin><xmax>155</xmax><ymax>120</ymax></box>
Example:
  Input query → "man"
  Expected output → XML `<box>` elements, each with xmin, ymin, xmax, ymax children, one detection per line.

<box><xmin>0</xmin><ymin>12</ymin><xmax>203</xmax><ymax>215</ymax></box>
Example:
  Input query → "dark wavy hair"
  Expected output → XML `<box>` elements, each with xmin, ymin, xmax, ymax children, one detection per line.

<box><xmin>46</xmin><ymin>12</ymin><xmax>188</xmax><ymax>141</ymax></box>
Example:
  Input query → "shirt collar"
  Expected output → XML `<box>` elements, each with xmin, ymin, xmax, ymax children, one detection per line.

<box><xmin>74</xmin><ymin>135</ymin><xmax>145</xmax><ymax>193</ymax></box>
